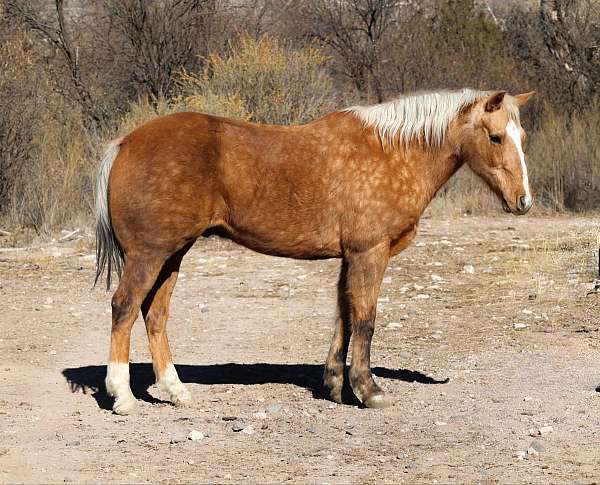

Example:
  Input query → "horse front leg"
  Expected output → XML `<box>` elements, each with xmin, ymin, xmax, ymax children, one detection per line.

<box><xmin>324</xmin><ymin>261</ymin><xmax>351</xmax><ymax>403</ymax></box>
<box><xmin>346</xmin><ymin>242</ymin><xmax>391</xmax><ymax>408</ymax></box>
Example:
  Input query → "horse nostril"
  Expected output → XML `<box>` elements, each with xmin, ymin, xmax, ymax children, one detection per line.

<box><xmin>518</xmin><ymin>195</ymin><xmax>530</xmax><ymax>212</ymax></box>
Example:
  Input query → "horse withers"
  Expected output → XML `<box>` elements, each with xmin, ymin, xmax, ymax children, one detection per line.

<box><xmin>96</xmin><ymin>88</ymin><xmax>535</xmax><ymax>414</ymax></box>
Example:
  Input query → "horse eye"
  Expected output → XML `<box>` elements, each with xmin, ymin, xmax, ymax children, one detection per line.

<box><xmin>489</xmin><ymin>134</ymin><xmax>502</xmax><ymax>145</ymax></box>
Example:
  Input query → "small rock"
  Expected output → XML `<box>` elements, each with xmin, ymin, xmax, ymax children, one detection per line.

<box><xmin>253</xmin><ymin>412</ymin><xmax>267</xmax><ymax>420</ymax></box>
<box><xmin>462</xmin><ymin>265</ymin><xmax>475</xmax><ymax>274</ymax></box>
<box><xmin>65</xmin><ymin>441</ymin><xmax>80</xmax><ymax>447</ymax></box>
<box><xmin>386</xmin><ymin>322</ymin><xmax>403</xmax><ymax>329</ymax></box>
<box><xmin>222</xmin><ymin>416</ymin><xmax>237</xmax><ymax>421</ymax></box>
<box><xmin>434</xmin><ymin>421</ymin><xmax>447</xmax><ymax>426</ymax></box>
<box><xmin>170</xmin><ymin>433</ymin><xmax>187</xmax><ymax>444</ymax></box>
<box><xmin>307</xmin><ymin>425</ymin><xmax>316</xmax><ymax>434</ymax></box>
<box><xmin>431</xmin><ymin>274</ymin><xmax>443</xmax><ymax>282</ymax></box>
<box><xmin>529</xmin><ymin>426</ymin><xmax>553</xmax><ymax>436</ymax></box>
<box><xmin>513</xmin><ymin>323</ymin><xmax>528</xmax><ymax>330</ymax></box>
<box><xmin>261</xmin><ymin>423</ymin><xmax>268</xmax><ymax>430</ymax></box>
<box><xmin>232</xmin><ymin>421</ymin><xmax>245</xmax><ymax>432</ymax></box>
<box><xmin>529</xmin><ymin>440</ymin><xmax>544</xmax><ymax>453</ymax></box>
<box><xmin>526</xmin><ymin>447</ymin><xmax>539</xmax><ymax>456</ymax></box>
<box><xmin>523</xmin><ymin>396</ymin><xmax>533</xmax><ymax>401</ymax></box>
<box><xmin>522</xmin><ymin>309</ymin><xmax>533</xmax><ymax>314</ymax></box>
<box><xmin>187</xmin><ymin>459</ymin><xmax>195</xmax><ymax>465</ymax></box>
<box><xmin>266</xmin><ymin>404</ymin><xmax>282</xmax><ymax>413</ymax></box>
<box><xmin>187</xmin><ymin>430</ymin><xmax>204</xmax><ymax>441</ymax></box>
<box><xmin>414</xmin><ymin>294</ymin><xmax>430</xmax><ymax>300</ymax></box>
<box><xmin>241</xmin><ymin>425</ymin><xmax>255</xmax><ymax>435</ymax></box>
<box><xmin>515</xmin><ymin>450</ymin><xmax>527</xmax><ymax>460</ymax></box>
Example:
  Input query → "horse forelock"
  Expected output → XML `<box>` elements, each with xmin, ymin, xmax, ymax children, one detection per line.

<box><xmin>345</xmin><ymin>88</ymin><xmax>518</xmax><ymax>150</ymax></box>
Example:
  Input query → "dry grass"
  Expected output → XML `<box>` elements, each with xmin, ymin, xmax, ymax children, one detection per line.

<box><xmin>528</xmin><ymin>101</ymin><xmax>600</xmax><ymax>211</ymax></box>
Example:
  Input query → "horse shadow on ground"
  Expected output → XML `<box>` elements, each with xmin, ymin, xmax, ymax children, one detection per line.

<box><xmin>62</xmin><ymin>363</ymin><xmax>449</xmax><ymax>410</ymax></box>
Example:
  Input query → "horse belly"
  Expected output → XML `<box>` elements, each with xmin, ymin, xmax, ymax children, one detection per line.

<box><xmin>223</xmin><ymin>217</ymin><xmax>342</xmax><ymax>260</ymax></box>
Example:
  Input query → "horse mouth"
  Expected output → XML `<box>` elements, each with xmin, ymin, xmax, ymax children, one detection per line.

<box><xmin>501</xmin><ymin>198</ymin><xmax>511</xmax><ymax>213</ymax></box>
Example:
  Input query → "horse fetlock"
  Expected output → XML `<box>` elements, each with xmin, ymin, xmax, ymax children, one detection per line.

<box><xmin>157</xmin><ymin>363</ymin><xmax>191</xmax><ymax>406</ymax></box>
<box><xmin>105</xmin><ymin>362</ymin><xmax>131</xmax><ymax>397</ymax></box>
<box><xmin>106</xmin><ymin>362</ymin><xmax>137</xmax><ymax>414</ymax></box>
<box><xmin>349</xmin><ymin>366</ymin><xmax>381</xmax><ymax>403</ymax></box>
<box><xmin>323</xmin><ymin>366</ymin><xmax>344</xmax><ymax>403</ymax></box>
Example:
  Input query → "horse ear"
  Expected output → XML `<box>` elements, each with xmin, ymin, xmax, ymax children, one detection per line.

<box><xmin>485</xmin><ymin>91</ymin><xmax>507</xmax><ymax>112</ymax></box>
<box><xmin>514</xmin><ymin>91</ymin><xmax>536</xmax><ymax>106</ymax></box>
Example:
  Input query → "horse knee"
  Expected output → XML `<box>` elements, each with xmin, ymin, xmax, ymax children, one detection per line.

<box><xmin>111</xmin><ymin>288</ymin><xmax>135</xmax><ymax>326</ymax></box>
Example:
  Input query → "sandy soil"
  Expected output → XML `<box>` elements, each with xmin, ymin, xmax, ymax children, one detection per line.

<box><xmin>1</xmin><ymin>215</ymin><xmax>599</xmax><ymax>484</ymax></box>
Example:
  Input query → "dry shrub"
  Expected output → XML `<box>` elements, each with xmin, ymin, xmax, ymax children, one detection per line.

<box><xmin>114</xmin><ymin>95</ymin><xmax>177</xmax><ymax>136</ymax></box>
<box><xmin>427</xmin><ymin>168</ymin><xmax>500</xmax><ymax>217</ymax></box>
<box><xmin>7</xmin><ymin>108</ymin><xmax>96</xmax><ymax>233</ymax></box>
<box><xmin>0</xmin><ymin>26</ymin><xmax>97</xmax><ymax>234</ymax></box>
<box><xmin>175</xmin><ymin>36</ymin><xmax>337</xmax><ymax>124</ymax></box>
<box><xmin>528</xmin><ymin>101</ymin><xmax>600</xmax><ymax>211</ymax></box>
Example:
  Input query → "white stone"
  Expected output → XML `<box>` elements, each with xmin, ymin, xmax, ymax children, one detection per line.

<box><xmin>187</xmin><ymin>430</ymin><xmax>204</xmax><ymax>441</ymax></box>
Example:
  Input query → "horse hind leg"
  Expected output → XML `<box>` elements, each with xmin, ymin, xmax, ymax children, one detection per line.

<box><xmin>141</xmin><ymin>244</ymin><xmax>193</xmax><ymax>407</ymax></box>
<box><xmin>105</xmin><ymin>256</ymin><xmax>164</xmax><ymax>415</ymax></box>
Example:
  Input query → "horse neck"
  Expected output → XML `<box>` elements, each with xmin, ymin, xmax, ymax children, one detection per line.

<box><xmin>397</xmin><ymin>139</ymin><xmax>464</xmax><ymax>206</ymax></box>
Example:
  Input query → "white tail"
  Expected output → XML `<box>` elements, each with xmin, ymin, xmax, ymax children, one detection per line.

<box><xmin>95</xmin><ymin>139</ymin><xmax>124</xmax><ymax>289</ymax></box>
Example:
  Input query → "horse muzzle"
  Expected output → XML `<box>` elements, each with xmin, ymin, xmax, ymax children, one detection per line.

<box><xmin>516</xmin><ymin>194</ymin><xmax>533</xmax><ymax>214</ymax></box>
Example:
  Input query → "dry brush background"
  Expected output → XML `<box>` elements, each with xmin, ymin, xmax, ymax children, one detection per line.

<box><xmin>0</xmin><ymin>0</ymin><xmax>598</xmax><ymax>238</ymax></box>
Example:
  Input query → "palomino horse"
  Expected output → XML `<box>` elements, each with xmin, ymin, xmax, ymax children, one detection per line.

<box><xmin>96</xmin><ymin>88</ymin><xmax>535</xmax><ymax>414</ymax></box>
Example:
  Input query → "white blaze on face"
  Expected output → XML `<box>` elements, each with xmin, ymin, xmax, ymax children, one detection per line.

<box><xmin>506</xmin><ymin>120</ymin><xmax>531</xmax><ymax>202</ymax></box>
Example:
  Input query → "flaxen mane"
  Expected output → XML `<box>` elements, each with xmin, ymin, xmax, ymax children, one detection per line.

<box><xmin>346</xmin><ymin>88</ymin><xmax>519</xmax><ymax>149</ymax></box>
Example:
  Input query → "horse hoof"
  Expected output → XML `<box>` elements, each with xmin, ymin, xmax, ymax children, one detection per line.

<box><xmin>328</xmin><ymin>389</ymin><xmax>343</xmax><ymax>404</ymax></box>
<box><xmin>171</xmin><ymin>387</ymin><xmax>192</xmax><ymax>407</ymax></box>
<box><xmin>363</xmin><ymin>393</ymin><xmax>391</xmax><ymax>409</ymax></box>
<box><xmin>112</xmin><ymin>395</ymin><xmax>138</xmax><ymax>415</ymax></box>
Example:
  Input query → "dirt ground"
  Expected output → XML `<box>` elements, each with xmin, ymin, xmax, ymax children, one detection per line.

<box><xmin>1</xmin><ymin>214</ymin><xmax>599</xmax><ymax>484</ymax></box>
